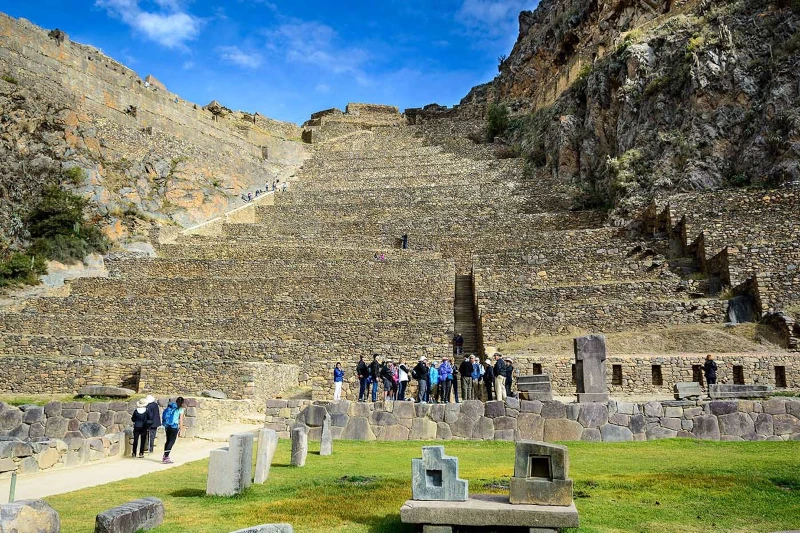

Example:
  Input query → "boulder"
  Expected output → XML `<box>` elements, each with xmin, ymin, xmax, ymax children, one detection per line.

<box><xmin>341</xmin><ymin>418</ymin><xmax>375</xmax><ymax>441</ymax></box>
<box><xmin>484</xmin><ymin>400</ymin><xmax>505</xmax><ymax>418</ymax></box>
<box><xmin>543</xmin><ymin>419</ymin><xmax>583</xmax><ymax>442</ymax></box>
<box><xmin>0</xmin><ymin>499</ymin><xmax>60</xmax><ymax>532</ymax></box>
<box><xmin>692</xmin><ymin>415</ymin><xmax>721</xmax><ymax>440</ymax></box>
<box><xmin>540</xmin><ymin>401</ymin><xmax>566</xmax><ymax>419</ymax></box>
<box><xmin>600</xmin><ymin>423</ymin><xmax>633</xmax><ymax>442</ymax></box>
<box><xmin>77</xmin><ymin>386</ymin><xmax>134</xmax><ymax>398</ymax></box>
<box><xmin>302</xmin><ymin>405</ymin><xmax>328</xmax><ymax>427</ymax></box>
<box><xmin>578</xmin><ymin>403</ymin><xmax>608</xmax><ymax>428</ymax></box>
<box><xmin>80</xmin><ymin>422</ymin><xmax>106</xmax><ymax>438</ymax></box>
<box><xmin>718</xmin><ymin>412</ymin><xmax>755</xmax><ymax>437</ymax></box>
<box><xmin>0</xmin><ymin>408</ymin><xmax>22</xmax><ymax>431</ymax></box>
<box><xmin>516</xmin><ymin>413</ymin><xmax>544</xmax><ymax>441</ymax></box>
<box><xmin>472</xmin><ymin>417</ymin><xmax>494</xmax><ymax>440</ymax></box>
<box><xmin>201</xmin><ymin>390</ymin><xmax>227</xmax><ymax>399</ymax></box>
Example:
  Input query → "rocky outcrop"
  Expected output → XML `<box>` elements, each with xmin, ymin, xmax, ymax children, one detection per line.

<box><xmin>0</xmin><ymin>13</ymin><xmax>307</xmax><ymax>249</ymax></box>
<box><xmin>444</xmin><ymin>0</ymin><xmax>800</xmax><ymax>219</ymax></box>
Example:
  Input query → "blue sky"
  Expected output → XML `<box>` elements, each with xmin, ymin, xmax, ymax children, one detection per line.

<box><xmin>0</xmin><ymin>0</ymin><xmax>536</xmax><ymax>124</ymax></box>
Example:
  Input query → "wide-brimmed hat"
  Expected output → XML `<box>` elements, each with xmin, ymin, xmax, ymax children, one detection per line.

<box><xmin>136</xmin><ymin>398</ymin><xmax>148</xmax><ymax>408</ymax></box>
<box><xmin>485</xmin><ymin>358</ymin><xmax>492</xmax><ymax>365</ymax></box>
<box><xmin>419</xmin><ymin>356</ymin><xmax>427</xmax><ymax>362</ymax></box>
<box><xmin>145</xmin><ymin>395</ymin><xmax>155</xmax><ymax>404</ymax></box>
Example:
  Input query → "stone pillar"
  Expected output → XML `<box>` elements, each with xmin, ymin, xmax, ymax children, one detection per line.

<box><xmin>574</xmin><ymin>334</ymin><xmax>609</xmax><ymax>402</ymax></box>
<box><xmin>320</xmin><ymin>414</ymin><xmax>333</xmax><ymax>456</ymax></box>
<box><xmin>206</xmin><ymin>432</ymin><xmax>254</xmax><ymax>496</ymax></box>
<box><xmin>254</xmin><ymin>429</ymin><xmax>278</xmax><ymax>484</ymax></box>
<box><xmin>290</xmin><ymin>427</ymin><xmax>308</xmax><ymax>467</ymax></box>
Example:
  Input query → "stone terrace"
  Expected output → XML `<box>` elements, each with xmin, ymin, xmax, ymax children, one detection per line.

<box><xmin>2</xmin><ymin>104</ymin><xmax>798</xmax><ymax>401</ymax></box>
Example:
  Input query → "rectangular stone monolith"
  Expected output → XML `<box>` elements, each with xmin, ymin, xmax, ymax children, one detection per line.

<box><xmin>320</xmin><ymin>414</ymin><xmax>333</xmax><ymax>456</ymax></box>
<box><xmin>206</xmin><ymin>432</ymin><xmax>254</xmax><ymax>496</ymax></box>
<box><xmin>574</xmin><ymin>335</ymin><xmax>609</xmax><ymax>402</ymax></box>
<box><xmin>673</xmin><ymin>382</ymin><xmax>703</xmax><ymax>400</ymax></box>
<box><xmin>95</xmin><ymin>497</ymin><xmax>164</xmax><ymax>533</ymax></box>
<box><xmin>709</xmin><ymin>384</ymin><xmax>774</xmax><ymax>399</ymax></box>
<box><xmin>411</xmin><ymin>446</ymin><xmax>468</xmax><ymax>501</ymax></box>
<box><xmin>290</xmin><ymin>426</ymin><xmax>308</xmax><ymax>467</ymax></box>
<box><xmin>255</xmin><ymin>428</ymin><xmax>278</xmax><ymax>484</ymax></box>
<box><xmin>509</xmin><ymin>441</ymin><xmax>574</xmax><ymax>506</ymax></box>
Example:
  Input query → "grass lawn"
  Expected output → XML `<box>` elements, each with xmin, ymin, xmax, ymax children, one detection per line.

<box><xmin>46</xmin><ymin>439</ymin><xmax>800</xmax><ymax>533</ymax></box>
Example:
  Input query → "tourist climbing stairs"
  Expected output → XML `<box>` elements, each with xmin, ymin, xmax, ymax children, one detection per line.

<box><xmin>454</xmin><ymin>274</ymin><xmax>480</xmax><ymax>359</ymax></box>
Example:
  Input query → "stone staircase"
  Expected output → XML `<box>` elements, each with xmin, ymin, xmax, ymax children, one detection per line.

<box><xmin>454</xmin><ymin>274</ymin><xmax>480</xmax><ymax>357</ymax></box>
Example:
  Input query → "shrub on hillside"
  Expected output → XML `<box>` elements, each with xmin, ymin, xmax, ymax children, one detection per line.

<box><xmin>486</xmin><ymin>103</ymin><xmax>510</xmax><ymax>141</ymax></box>
<box><xmin>0</xmin><ymin>252</ymin><xmax>46</xmax><ymax>287</ymax></box>
<box><xmin>25</xmin><ymin>186</ymin><xmax>108</xmax><ymax>264</ymax></box>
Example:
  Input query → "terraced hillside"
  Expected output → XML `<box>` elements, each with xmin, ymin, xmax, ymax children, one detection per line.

<box><xmin>1</xmin><ymin>104</ymin><xmax>797</xmax><ymax>400</ymax></box>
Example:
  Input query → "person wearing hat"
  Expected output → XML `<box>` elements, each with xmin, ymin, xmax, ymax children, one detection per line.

<box><xmin>483</xmin><ymin>358</ymin><xmax>495</xmax><ymax>401</ymax></box>
<box><xmin>494</xmin><ymin>353</ymin><xmax>507</xmax><ymax>402</ymax></box>
<box><xmin>144</xmin><ymin>395</ymin><xmax>161</xmax><ymax>454</ymax></box>
<box><xmin>131</xmin><ymin>398</ymin><xmax>148</xmax><ymax>458</ymax></box>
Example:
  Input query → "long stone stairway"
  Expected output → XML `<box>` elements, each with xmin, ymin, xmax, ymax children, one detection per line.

<box><xmin>454</xmin><ymin>274</ymin><xmax>479</xmax><ymax>357</ymax></box>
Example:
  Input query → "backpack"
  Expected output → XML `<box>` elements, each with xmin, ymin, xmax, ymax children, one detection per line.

<box><xmin>411</xmin><ymin>366</ymin><xmax>420</xmax><ymax>380</ymax></box>
<box><xmin>162</xmin><ymin>405</ymin><xmax>180</xmax><ymax>428</ymax></box>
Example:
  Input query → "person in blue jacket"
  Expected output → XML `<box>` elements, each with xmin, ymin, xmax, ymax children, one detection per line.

<box><xmin>438</xmin><ymin>357</ymin><xmax>453</xmax><ymax>403</ymax></box>
<box><xmin>333</xmin><ymin>362</ymin><xmax>345</xmax><ymax>400</ymax></box>
<box><xmin>429</xmin><ymin>362</ymin><xmax>440</xmax><ymax>403</ymax></box>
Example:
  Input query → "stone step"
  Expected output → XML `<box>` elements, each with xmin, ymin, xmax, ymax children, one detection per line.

<box><xmin>68</xmin><ymin>276</ymin><xmax>453</xmax><ymax>301</ymax></box>
<box><xmin>155</xmin><ymin>243</ymin><xmax>444</xmax><ymax>261</ymax></box>
<box><xmin>0</xmin><ymin>313</ymin><xmax>454</xmax><ymax>345</ymax></box>
<box><xmin>29</xmin><ymin>295</ymin><xmax>452</xmax><ymax>322</ymax></box>
<box><xmin>107</xmin><ymin>256</ymin><xmax>453</xmax><ymax>280</ymax></box>
<box><xmin>0</xmin><ymin>334</ymin><xmax>451</xmax><ymax>362</ymax></box>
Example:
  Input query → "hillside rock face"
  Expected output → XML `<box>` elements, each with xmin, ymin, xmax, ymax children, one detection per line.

<box><xmin>453</xmin><ymin>0</ymin><xmax>800</xmax><ymax>218</ymax></box>
<box><xmin>0</xmin><ymin>13</ymin><xmax>307</xmax><ymax>248</ymax></box>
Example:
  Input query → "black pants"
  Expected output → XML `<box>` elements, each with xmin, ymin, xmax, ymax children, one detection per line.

<box><xmin>146</xmin><ymin>427</ymin><xmax>157</xmax><ymax>452</ymax></box>
<box><xmin>164</xmin><ymin>427</ymin><xmax>179</xmax><ymax>457</ymax></box>
<box><xmin>453</xmin><ymin>377</ymin><xmax>459</xmax><ymax>402</ymax></box>
<box><xmin>132</xmin><ymin>427</ymin><xmax>146</xmax><ymax>456</ymax></box>
<box><xmin>441</xmin><ymin>379</ymin><xmax>452</xmax><ymax>402</ymax></box>
<box><xmin>707</xmin><ymin>376</ymin><xmax>716</xmax><ymax>385</ymax></box>
<box><xmin>485</xmin><ymin>379</ymin><xmax>494</xmax><ymax>402</ymax></box>
<box><xmin>398</xmin><ymin>381</ymin><xmax>408</xmax><ymax>401</ymax></box>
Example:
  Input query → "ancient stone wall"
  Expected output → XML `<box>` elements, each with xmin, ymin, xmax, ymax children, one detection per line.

<box><xmin>0</xmin><ymin>433</ymin><xmax>125</xmax><ymax>476</ymax></box>
<box><xmin>273</xmin><ymin>397</ymin><xmax>800</xmax><ymax>442</ymax></box>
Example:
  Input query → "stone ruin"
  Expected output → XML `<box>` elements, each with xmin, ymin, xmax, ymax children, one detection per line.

<box><xmin>255</xmin><ymin>428</ymin><xmax>278</xmax><ymax>484</ymax></box>
<box><xmin>411</xmin><ymin>446</ymin><xmax>468</xmax><ymax>501</ymax></box>
<box><xmin>290</xmin><ymin>426</ymin><xmax>308</xmax><ymax>467</ymax></box>
<box><xmin>574</xmin><ymin>334</ymin><xmax>609</xmax><ymax>403</ymax></box>
<box><xmin>401</xmin><ymin>442</ymin><xmax>579</xmax><ymax>532</ymax></box>
<box><xmin>206</xmin><ymin>432</ymin><xmax>253</xmax><ymax>497</ymax></box>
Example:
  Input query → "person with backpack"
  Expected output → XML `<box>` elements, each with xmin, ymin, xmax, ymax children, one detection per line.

<box><xmin>397</xmin><ymin>358</ymin><xmax>410</xmax><ymax>401</ymax></box>
<box><xmin>413</xmin><ymin>356</ymin><xmax>429</xmax><ymax>403</ymax></box>
<box><xmin>483</xmin><ymin>358</ymin><xmax>495</xmax><ymax>401</ymax></box>
<box><xmin>333</xmin><ymin>362</ymin><xmax>345</xmax><ymax>401</ymax></box>
<box><xmin>380</xmin><ymin>361</ymin><xmax>395</xmax><ymax>401</ymax></box>
<box><xmin>161</xmin><ymin>397</ymin><xmax>185</xmax><ymax>464</ymax></box>
<box><xmin>356</xmin><ymin>355</ymin><xmax>368</xmax><ymax>402</ymax></box>
<box><xmin>131</xmin><ymin>398</ymin><xmax>148</xmax><ymax>458</ymax></box>
<box><xmin>369</xmin><ymin>354</ymin><xmax>381</xmax><ymax>402</ymax></box>
<box><xmin>505</xmin><ymin>358</ymin><xmax>516</xmax><ymax>398</ymax></box>
<box><xmin>144</xmin><ymin>395</ymin><xmax>160</xmax><ymax>454</ymax></box>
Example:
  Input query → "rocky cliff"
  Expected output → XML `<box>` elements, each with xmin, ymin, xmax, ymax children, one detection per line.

<box><xmin>450</xmin><ymin>0</ymin><xmax>800</xmax><ymax>219</ymax></box>
<box><xmin>0</xmin><ymin>13</ymin><xmax>307</xmax><ymax>250</ymax></box>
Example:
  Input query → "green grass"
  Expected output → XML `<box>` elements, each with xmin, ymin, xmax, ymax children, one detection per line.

<box><xmin>45</xmin><ymin>439</ymin><xmax>800</xmax><ymax>533</ymax></box>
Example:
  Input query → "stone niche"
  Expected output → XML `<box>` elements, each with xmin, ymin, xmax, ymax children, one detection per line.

<box><xmin>411</xmin><ymin>446</ymin><xmax>468</xmax><ymax>501</ymax></box>
<box><xmin>509</xmin><ymin>441</ymin><xmax>574</xmax><ymax>506</ymax></box>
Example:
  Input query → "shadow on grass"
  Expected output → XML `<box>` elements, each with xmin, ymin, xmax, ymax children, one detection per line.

<box><xmin>170</xmin><ymin>488</ymin><xmax>206</xmax><ymax>498</ymax></box>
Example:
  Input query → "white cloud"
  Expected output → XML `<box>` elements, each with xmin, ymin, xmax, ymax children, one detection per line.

<box><xmin>182</xmin><ymin>60</ymin><xmax>195</xmax><ymax>70</ymax></box>
<box><xmin>315</xmin><ymin>83</ymin><xmax>330</xmax><ymax>93</ymax></box>
<box><xmin>456</xmin><ymin>0</ymin><xmax>531</xmax><ymax>41</ymax></box>
<box><xmin>265</xmin><ymin>19</ymin><xmax>370</xmax><ymax>82</ymax></box>
<box><xmin>218</xmin><ymin>46</ymin><xmax>263</xmax><ymax>69</ymax></box>
<box><xmin>95</xmin><ymin>0</ymin><xmax>203</xmax><ymax>49</ymax></box>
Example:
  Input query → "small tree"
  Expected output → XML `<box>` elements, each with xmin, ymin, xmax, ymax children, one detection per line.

<box><xmin>486</xmin><ymin>103</ymin><xmax>510</xmax><ymax>141</ymax></box>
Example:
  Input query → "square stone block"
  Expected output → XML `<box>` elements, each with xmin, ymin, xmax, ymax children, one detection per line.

<box><xmin>509</xmin><ymin>477</ymin><xmax>574</xmax><ymax>506</ymax></box>
<box><xmin>411</xmin><ymin>446</ymin><xmax>468</xmax><ymax>501</ymax></box>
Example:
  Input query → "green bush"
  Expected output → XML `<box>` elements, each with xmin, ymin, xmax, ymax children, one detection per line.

<box><xmin>0</xmin><ymin>252</ymin><xmax>46</xmax><ymax>287</ymax></box>
<box><xmin>1</xmin><ymin>73</ymin><xmax>18</xmax><ymax>84</ymax></box>
<box><xmin>63</xmin><ymin>166</ymin><xmax>86</xmax><ymax>185</ymax></box>
<box><xmin>486</xmin><ymin>103</ymin><xmax>510</xmax><ymax>141</ymax></box>
<box><xmin>25</xmin><ymin>186</ymin><xmax>108</xmax><ymax>264</ymax></box>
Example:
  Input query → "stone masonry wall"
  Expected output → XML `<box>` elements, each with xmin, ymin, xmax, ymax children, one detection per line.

<box><xmin>275</xmin><ymin>397</ymin><xmax>800</xmax><ymax>443</ymax></box>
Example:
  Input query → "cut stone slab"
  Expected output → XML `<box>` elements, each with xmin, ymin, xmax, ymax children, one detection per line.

<box><xmin>228</xmin><ymin>525</ymin><xmax>293</xmax><ymax>533</ymax></box>
<box><xmin>94</xmin><ymin>497</ymin><xmax>164</xmax><ymax>533</ymax></box>
<box><xmin>290</xmin><ymin>427</ymin><xmax>308</xmax><ymax>467</ymax></box>
<box><xmin>77</xmin><ymin>386</ymin><xmax>134</xmax><ymax>398</ymax></box>
<box><xmin>254</xmin><ymin>429</ymin><xmax>278</xmax><ymax>484</ymax></box>
<box><xmin>411</xmin><ymin>446</ymin><xmax>468</xmax><ymax>501</ymax></box>
<box><xmin>320</xmin><ymin>414</ymin><xmax>333</xmax><ymax>456</ymax></box>
<box><xmin>674</xmin><ymin>382</ymin><xmax>703</xmax><ymax>400</ymax></box>
<box><xmin>207</xmin><ymin>433</ymin><xmax>254</xmax><ymax>497</ymax></box>
<box><xmin>574</xmin><ymin>335</ymin><xmax>609</xmax><ymax>403</ymax></box>
<box><xmin>201</xmin><ymin>390</ymin><xmax>227</xmax><ymax>399</ymax></box>
<box><xmin>0</xmin><ymin>499</ymin><xmax>60</xmax><ymax>533</ymax></box>
<box><xmin>400</xmin><ymin>495</ymin><xmax>579</xmax><ymax>529</ymax></box>
<box><xmin>709</xmin><ymin>384</ymin><xmax>774</xmax><ymax>399</ymax></box>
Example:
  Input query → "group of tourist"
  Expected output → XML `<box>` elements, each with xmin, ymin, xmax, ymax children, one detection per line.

<box><xmin>241</xmin><ymin>180</ymin><xmax>288</xmax><ymax>202</ymax></box>
<box><xmin>343</xmin><ymin>353</ymin><xmax>516</xmax><ymax>403</ymax></box>
<box><xmin>129</xmin><ymin>395</ymin><xmax>186</xmax><ymax>464</ymax></box>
